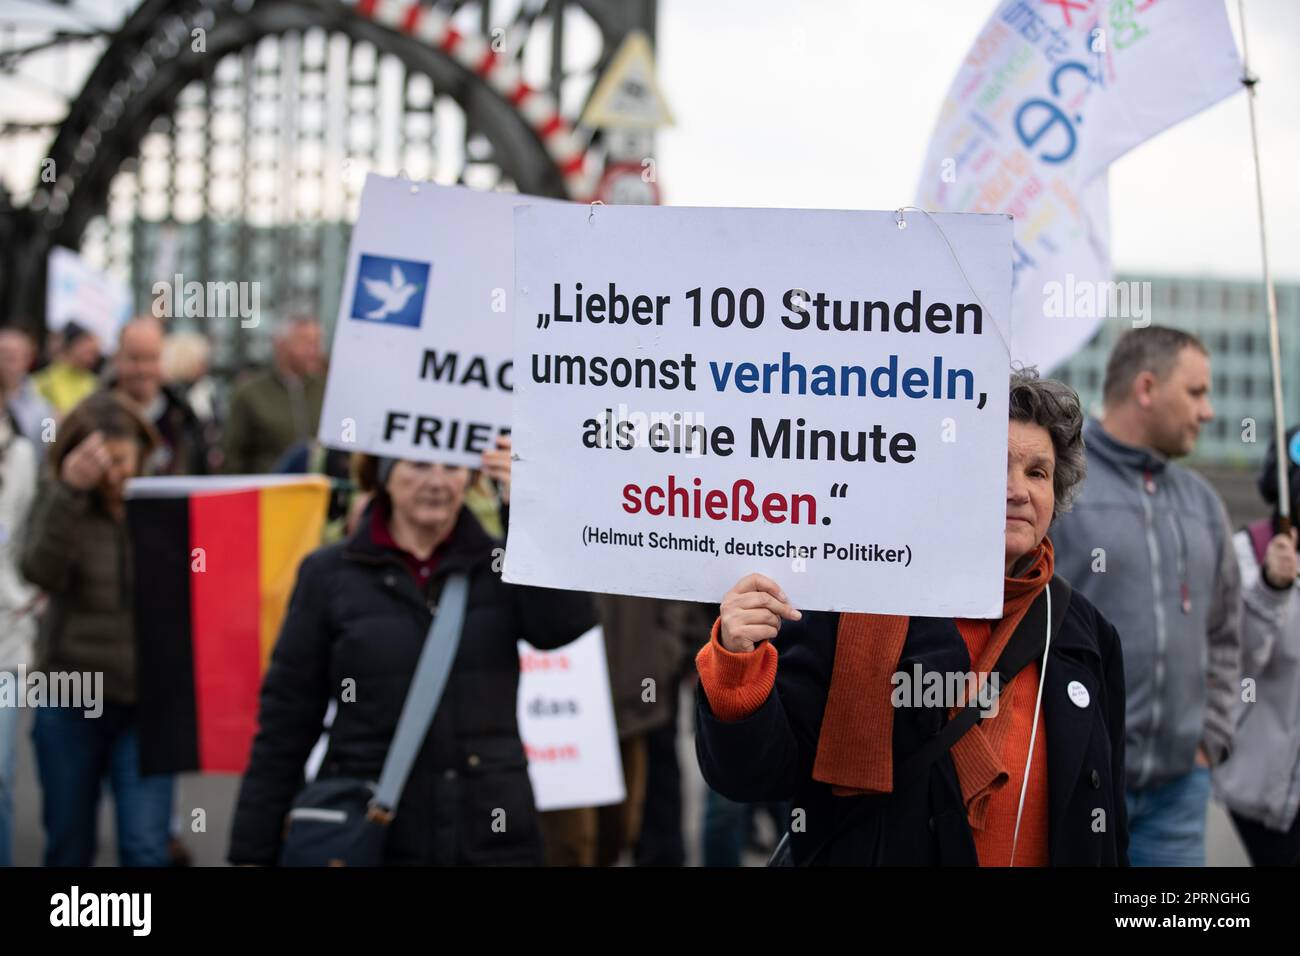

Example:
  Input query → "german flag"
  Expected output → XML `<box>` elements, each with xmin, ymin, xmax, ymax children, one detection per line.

<box><xmin>126</xmin><ymin>475</ymin><xmax>331</xmax><ymax>774</ymax></box>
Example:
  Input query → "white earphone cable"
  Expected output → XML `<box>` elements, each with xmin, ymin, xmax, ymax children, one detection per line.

<box><xmin>1009</xmin><ymin>584</ymin><xmax>1052</xmax><ymax>867</ymax></box>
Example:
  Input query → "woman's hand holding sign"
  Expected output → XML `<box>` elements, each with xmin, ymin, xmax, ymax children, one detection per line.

<box><xmin>719</xmin><ymin>573</ymin><xmax>802</xmax><ymax>653</ymax></box>
<box><xmin>1263</xmin><ymin>529</ymin><xmax>1299</xmax><ymax>589</ymax></box>
<box><xmin>481</xmin><ymin>433</ymin><xmax>512</xmax><ymax>504</ymax></box>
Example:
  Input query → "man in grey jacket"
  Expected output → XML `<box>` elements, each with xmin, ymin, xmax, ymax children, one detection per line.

<box><xmin>1052</xmin><ymin>326</ymin><xmax>1241</xmax><ymax>866</ymax></box>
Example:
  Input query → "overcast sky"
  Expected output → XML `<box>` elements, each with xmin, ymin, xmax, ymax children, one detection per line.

<box><xmin>656</xmin><ymin>0</ymin><xmax>1300</xmax><ymax>282</ymax></box>
<box><xmin>2</xmin><ymin>0</ymin><xmax>1296</xmax><ymax>283</ymax></box>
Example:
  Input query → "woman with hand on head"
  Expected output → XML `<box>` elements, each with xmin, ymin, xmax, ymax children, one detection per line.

<box><xmin>695</xmin><ymin>369</ymin><xmax>1130</xmax><ymax>866</ymax></box>
<box><xmin>22</xmin><ymin>392</ymin><xmax>173</xmax><ymax>866</ymax></box>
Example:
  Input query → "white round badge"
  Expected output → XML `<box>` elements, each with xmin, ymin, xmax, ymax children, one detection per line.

<box><xmin>1067</xmin><ymin>681</ymin><xmax>1090</xmax><ymax>709</ymax></box>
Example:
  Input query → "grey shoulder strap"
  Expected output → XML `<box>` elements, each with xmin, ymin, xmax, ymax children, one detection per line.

<box><xmin>370</xmin><ymin>571</ymin><xmax>471</xmax><ymax>820</ymax></box>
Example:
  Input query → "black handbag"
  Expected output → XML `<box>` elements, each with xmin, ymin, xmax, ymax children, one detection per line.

<box><xmin>278</xmin><ymin>572</ymin><xmax>470</xmax><ymax>867</ymax></box>
<box><xmin>767</xmin><ymin>575</ymin><xmax>1072</xmax><ymax>866</ymax></box>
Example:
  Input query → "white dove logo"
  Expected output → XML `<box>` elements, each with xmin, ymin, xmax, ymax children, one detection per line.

<box><xmin>361</xmin><ymin>263</ymin><xmax>419</xmax><ymax>320</ymax></box>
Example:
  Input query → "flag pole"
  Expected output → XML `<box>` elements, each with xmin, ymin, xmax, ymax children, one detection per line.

<box><xmin>1238</xmin><ymin>0</ymin><xmax>1290</xmax><ymax>533</ymax></box>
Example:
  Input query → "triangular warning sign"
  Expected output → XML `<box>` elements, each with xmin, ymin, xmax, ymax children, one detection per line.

<box><xmin>580</xmin><ymin>31</ymin><xmax>674</xmax><ymax>130</ymax></box>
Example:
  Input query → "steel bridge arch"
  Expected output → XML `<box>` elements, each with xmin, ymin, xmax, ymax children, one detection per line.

<box><xmin>4</xmin><ymin>0</ymin><xmax>650</xmax><ymax>335</ymax></box>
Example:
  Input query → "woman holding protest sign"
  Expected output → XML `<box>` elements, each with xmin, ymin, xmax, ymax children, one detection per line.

<box><xmin>695</xmin><ymin>369</ymin><xmax>1129</xmax><ymax>865</ymax></box>
<box><xmin>1212</xmin><ymin>426</ymin><xmax>1300</xmax><ymax>866</ymax></box>
<box><xmin>228</xmin><ymin>436</ymin><xmax>597</xmax><ymax>866</ymax></box>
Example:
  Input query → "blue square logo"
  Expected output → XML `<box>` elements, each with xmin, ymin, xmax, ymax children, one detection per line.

<box><xmin>349</xmin><ymin>254</ymin><xmax>430</xmax><ymax>328</ymax></box>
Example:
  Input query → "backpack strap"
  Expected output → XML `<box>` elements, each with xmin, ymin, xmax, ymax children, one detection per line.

<box><xmin>1246</xmin><ymin>518</ymin><xmax>1273</xmax><ymax>568</ymax></box>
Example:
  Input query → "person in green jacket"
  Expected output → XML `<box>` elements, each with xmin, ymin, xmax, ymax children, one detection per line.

<box><xmin>22</xmin><ymin>391</ymin><xmax>175</xmax><ymax>866</ymax></box>
<box><xmin>221</xmin><ymin>317</ymin><xmax>325</xmax><ymax>474</ymax></box>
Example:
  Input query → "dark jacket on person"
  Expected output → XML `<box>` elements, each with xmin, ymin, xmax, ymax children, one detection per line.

<box><xmin>21</xmin><ymin>479</ymin><xmax>136</xmax><ymax>704</ymax></box>
<box><xmin>597</xmin><ymin>595</ymin><xmax>698</xmax><ymax>739</ymax></box>
<box><xmin>695</xmin><ymin>586</ymin><xmax>1129</xmax><ymax>866</ymax></box>
<box><xmin>148</xmin><ymin>383</ymin><xmax>211</xmax><ymax>476</ymax></box>
<box><xmin>221</xmin><ymin>368</ymin><xmax>325</xmax><ymax>475</ymax></box>
<box><xmin>104</xmin><ymin>382</ymin><xmax>211</xmax><ymax>477</ymax></box>
<box><xmin>228</xmin><ymin>503</ymin><xmax>597</xmax><ymax>866</ymax></box>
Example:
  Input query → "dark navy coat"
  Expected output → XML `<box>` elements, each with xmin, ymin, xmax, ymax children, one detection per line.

<box><xmin>229</xmin><ymin>504</ymin><xmax>596</xmax><ymax>865</ymax></box>
<box><xmin>695</xmin><ymin>585</ymin><xmax>1129</xmax><ymax>865</ymax></box>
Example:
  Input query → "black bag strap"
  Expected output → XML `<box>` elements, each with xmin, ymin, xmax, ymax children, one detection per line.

<box><xmin>892</xmin><ymin>574</ymin><xmax>1071</xmax><ymax>792</ymax></box>
<box><xmin>772</xmin><ymin>574</ymin><xmax>1073</xmax><ymax>866</ymax></box>
<box><xmin>367</xmin><ymin>571</ymin><xmax>471</xmax><ymax>823</ymax></box>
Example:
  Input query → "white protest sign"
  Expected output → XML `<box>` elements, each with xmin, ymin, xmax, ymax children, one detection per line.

<box><xmin>46</xmin><ymin>246</ymin><xmax>131</xmax><ymax>353</ymax></box>
<box><xmin>504</xmin><ymin>205</ymin><xmax>1012</xmax><ymax>618</ymax></box>
<box><xmin>517</xmin><ymin>626</ymin><xmax>625</xmax><ymax>811</ymax></box>
<box><xmin>319</xmin><ymin>175</ymin><xmax>559</xmax><ymax>466</ymax></box>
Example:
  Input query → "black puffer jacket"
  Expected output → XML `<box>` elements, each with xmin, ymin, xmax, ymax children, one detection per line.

<box><xmin>228</xmin><ymin>504</ymin><xmax>596</xmax><ymax>865</ymax></box>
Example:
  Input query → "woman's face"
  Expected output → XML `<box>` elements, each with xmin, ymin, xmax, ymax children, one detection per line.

<box><xmin>1005</xmin><ymin>419</ymin><xmax>1056</xmax><ymax>571</ymax></box>
<box><xmin>386</xmin><ymin>460</ymin><xmax>471</xmax><ymax>530</ymax></box>
<box><xmin>100</xmin><ymin>438</ymin><xmax>141</xmax><ymax>503</ymax></box>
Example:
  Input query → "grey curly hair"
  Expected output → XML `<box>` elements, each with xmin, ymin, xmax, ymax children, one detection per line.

<box><xmin>1008</xmin><ymin>367</ymin><xmax>1087</xmax><ymax>519</ymax></box>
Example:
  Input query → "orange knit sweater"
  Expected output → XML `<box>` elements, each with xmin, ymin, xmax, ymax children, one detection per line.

<box><xmin>954</xmin><ymin>620</ymin><xmax>1049</xmax><ymax>867</ymax></box>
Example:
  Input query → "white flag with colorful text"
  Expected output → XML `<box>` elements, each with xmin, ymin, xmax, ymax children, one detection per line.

<box><xmin>917</xmin><ymin>0</ymin><xmax>1242</xmax><ymax>372</ymax></box>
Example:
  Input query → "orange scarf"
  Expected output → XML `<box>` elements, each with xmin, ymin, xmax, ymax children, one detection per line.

<box><xmin>811</xmin><ymin>539</ymin><xmax>1054</xmax><ymax>855</ymax></box>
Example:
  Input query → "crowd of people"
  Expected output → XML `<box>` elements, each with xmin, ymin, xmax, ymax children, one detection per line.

<box><xmin>0</xmin><ymin>314</ymin><xmax>337</xmax><ymax>866</ymax></box>
<box><xmin>0</xmin><ymin>314</ymin><xmax>1298</xmax><ymax>867</ymax></box>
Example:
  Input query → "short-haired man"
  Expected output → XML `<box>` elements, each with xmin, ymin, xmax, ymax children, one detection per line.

<box><xmin>109</xmin><ymin>316</ymin><xmax>210</xmax><ymax>476</ymax></box>
<box><xmin>1052</xmin><ymin>326</ymin><xmax>1241</xmax><ymax>866</ymax></box>
<box><xmin>221</xmin><ymin>316</ymin><xmax>325</xmax><ymax>474</ymax></box>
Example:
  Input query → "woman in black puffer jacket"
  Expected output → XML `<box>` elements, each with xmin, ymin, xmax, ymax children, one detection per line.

<box><xmin>228</xmin><ymin>438</ymin><xmax>596</xmax><ymax>865</ymax></box>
